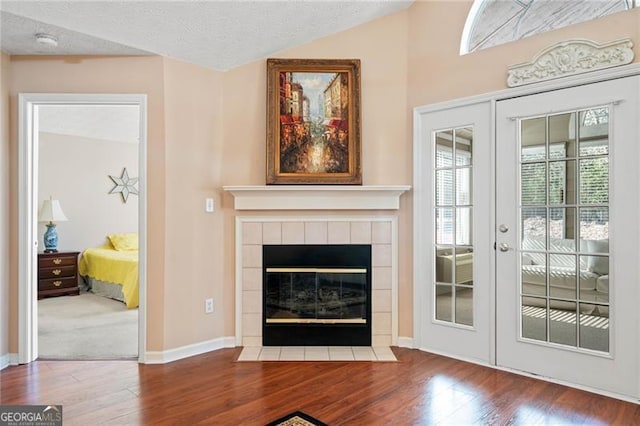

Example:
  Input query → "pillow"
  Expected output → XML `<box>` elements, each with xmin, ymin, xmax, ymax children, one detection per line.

<box><xmin>108</xmin><ymin>233</ymin><xmax>138</xmax><ymax>251</ymax></box>
<box><xmin>587</xmin><ymin>239</ymin><xmax>609</xmax><ymax>275</ymax></box>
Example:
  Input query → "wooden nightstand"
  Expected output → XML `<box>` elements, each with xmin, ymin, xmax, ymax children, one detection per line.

<box><xmin>38</xmin><ymin>251</ymin><xmax>80</xmax><ymax>299</ymax></box>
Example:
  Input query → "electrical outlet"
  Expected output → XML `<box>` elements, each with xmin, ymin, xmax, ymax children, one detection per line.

<box><xmin>205</xmin><ymin>298</ymin><xmax>214</xmax><ymax>314</ymax></box>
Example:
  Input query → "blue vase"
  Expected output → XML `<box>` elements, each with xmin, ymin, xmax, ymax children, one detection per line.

<box><xmin>43</xmin><ymin>223</ymin><xmax>58</xmax><ymax>253</ymax></box>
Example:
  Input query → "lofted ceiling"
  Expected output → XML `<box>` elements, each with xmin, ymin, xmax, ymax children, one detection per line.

<box><xmin>0</xmin><ymin>0</ymin><xmax>414</xmax><ymax>71</ymax></box>
<box><xmin>3</xmin><ymin>1</ymin><xmax>635</xmax><ymax>143</ymax></box>
<box><xmin>1</xmin><ymin>1</ymin><xmax>635</xmax><ymax>72</ymax></box>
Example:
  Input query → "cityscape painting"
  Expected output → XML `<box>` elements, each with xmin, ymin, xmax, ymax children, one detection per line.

<box><xmin>266</xmin><ymin>58</ymin><xmax>361</xmax><ymax>184</ymax></box>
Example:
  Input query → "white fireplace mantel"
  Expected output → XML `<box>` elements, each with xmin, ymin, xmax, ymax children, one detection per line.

<box><xmin>223</xmin><ymin>185</ymin><xmax>411</xmax><ymax>210</ymax></box>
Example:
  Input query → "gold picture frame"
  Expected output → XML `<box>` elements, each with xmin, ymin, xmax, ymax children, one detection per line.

<box><xmin>266</xmin><ymin>58</ymin><xmax>362</xmax><ymax>184</ymax></box>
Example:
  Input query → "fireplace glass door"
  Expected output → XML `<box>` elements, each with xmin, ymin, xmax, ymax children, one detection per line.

<box><xmin>262</xmin><ymin>244</ymin><xmax>372</xmax><ymax>346</ymax></box>
<box><xmin>265</xmin><ymin>268</ymin><xmax>367</xmax><ymax>324</ymax></box>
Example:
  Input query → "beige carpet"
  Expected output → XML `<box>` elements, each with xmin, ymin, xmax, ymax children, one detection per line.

<box><xmin>38</xmin><ymin>291</ymin><xmax>138</xmax><ymax>360</ymax></box>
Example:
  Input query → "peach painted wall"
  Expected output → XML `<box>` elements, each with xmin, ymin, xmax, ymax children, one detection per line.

<box><xmin>7</xmin><ymin>56</ymin><xmax>167</xmax><ymax>352</ymax></box>
<box><xmin>407</xmin><ymin>1</ymin><xmax>640</xmax><ymax>107</ymax></box>
<box><xmin>1</xmin><ymin>52</ymin><xmax>10</xmax><ymax>360</ymax></box>
<box><xmin>161</xmin><ymin>58</ymin><xmax>227</xmax><ymax>348</ymax></box>
<box><xmin>220</xmin><ymin>8</ymin><xmax>413</xmax><ymax>336</ymax></box>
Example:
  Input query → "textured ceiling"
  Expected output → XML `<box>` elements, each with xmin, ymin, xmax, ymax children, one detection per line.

<box><xmin>0</xmin><ymin>0</ymin><xmax>413</xmax><ymax>71</ymax></box>
<box><xmin>39</xmin><ymin>105</ymin><xmax>140</xmax><ymax>144</ymax></box>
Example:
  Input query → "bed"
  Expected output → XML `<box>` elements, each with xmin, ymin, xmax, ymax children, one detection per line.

<box><xmin>78</xmin><ymin>233</ymin><xmax>139</xmax><ymax>309</ymax></box>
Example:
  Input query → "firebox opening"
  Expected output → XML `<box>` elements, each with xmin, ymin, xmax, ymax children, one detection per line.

<box><xmin>263</xmin><ymin>244</ymin><xmax>372</xmax><ymax>346</ymax></box>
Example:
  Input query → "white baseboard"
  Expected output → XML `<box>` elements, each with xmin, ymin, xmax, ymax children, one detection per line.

<box><xmin>396</xmin><ymin>336</ymin><xmax>414</xmax><ymax>348</ymax></box>
<box><xmin>144</xmin><ymin>336</ymin><xmax>236</xmax><ymax>364</ymax></box>
<box><xmin>0</xmin><ymin>353</ymin><xmax>18</xmax><ymax>370</ymax></box>
<box><xmin>0</xmin><ymin>353</ymin><xmax>9</xmax><ymax>370</ymax></box>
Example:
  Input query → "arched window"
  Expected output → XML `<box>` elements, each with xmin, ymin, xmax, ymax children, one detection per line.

<box><xmin>460</xmin><ymin>0</ymin><xmax>637</xmax><ymax>55</ymax></box>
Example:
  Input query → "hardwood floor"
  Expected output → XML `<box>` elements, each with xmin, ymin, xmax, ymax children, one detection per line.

<box><xmin>2</xmin><ymin>347</ymin><xmax>639</xmax><ymax>425</ymax></box>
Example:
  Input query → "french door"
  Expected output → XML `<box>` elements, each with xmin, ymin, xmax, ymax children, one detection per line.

<box><xmin>496</xmin><ymin>76</ymin><xmax>640</xmax><ymax>398</ymax></box>
<box><xmin>414</xmin><ymin>101</ymin><xmax>493</xmax><ymax>363</ymax></box>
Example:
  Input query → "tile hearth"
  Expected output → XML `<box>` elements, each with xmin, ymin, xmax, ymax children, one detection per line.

<box><xmin>236</xmin><ymin>346</ymin><xmax>397</xmax><ymax>362</ymax></box>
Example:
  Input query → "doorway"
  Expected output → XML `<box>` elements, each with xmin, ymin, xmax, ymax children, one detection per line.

<box><xmin>36</xmin><ymin>104</ymin><xmax>140</xmax><ymax>359</ymax></box>
<box><xmin>414</xmin><ymin>75</ymin><xmax>640</xmax><ymax>400</ymax></box>
<box><xmin>18</xmin><ymin>94</ymin><xmax>147</xmax><ymax>364</ymax></box>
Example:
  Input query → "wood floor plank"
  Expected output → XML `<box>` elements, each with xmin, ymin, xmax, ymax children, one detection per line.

<box><xmin>2</xmin><ymin>347</ymin><xmax>639</xmax><ymax>425</ymax></box>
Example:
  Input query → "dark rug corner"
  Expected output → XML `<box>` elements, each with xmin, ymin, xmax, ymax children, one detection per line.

<box><xmin>265</xmin><ymin>410</ymin><xmax>328</xmax><ymax>426</ymax></box>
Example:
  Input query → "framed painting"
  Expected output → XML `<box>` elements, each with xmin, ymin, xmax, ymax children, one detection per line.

<box><xmin>266</xmin><ymin>58</ymin><xmax>362</xmax><ymax>184</ymax></box>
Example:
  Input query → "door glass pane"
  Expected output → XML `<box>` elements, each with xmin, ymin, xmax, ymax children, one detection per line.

<box><xmin>435</xmin><ymin>284</ymin><xmax>452</xmax><ymax>322</ymax></box>
<box><xmin>455</xmin><ymin>286</ymin><xmax>473</xmax><ymax>326</ymax></box>
<box><xmin>580</xmin><ymin>255</ymin><xmax>608</xmax><ymax>302</ymax></box>
<box><xmin>456</xmin><ymin>207</ymin><xmax>472</xmax><ymax>246</ymax></box>
<box><xmin>579</xmin><ymin>305</ymin><xmax>609</xmax><ymax>352</ymax></box>
<box><xmin>549</xmin><ymin>207</ymin><xmax>576</xmax><ymax>245</ymax></box>
<box><xmin>519</xmin><ymin>108</ymin><xmax>609</xmax><ymax>353</ymax></box>
<box><xmin>456</xmin><ymin>168</ymin><xmax>472</xmax><ymax>205</ymax></box>
<box><xmin>549</xmin><ymin>112</ymin><xmax>576</xmax><ymax>159</ymax></box>
<box><xmin>579</xmin><ymin>157</ymin><xmax>609</xmax><ymax>204</ymax></box>
<box><xmin>522</xmin><ymin>207</ymin><xmax>546</xmax><ymax>250</ymax></box>
<box><xmin>521</xmin><ymin>117</ymin><xmax>546</xmax><ymax>161</ymax></box>
<box><xmin>455</xmin><ymin>248</ymin><xmax>473</xmax><ymax>284</ymax></box>
<box><xmin>436</xmin><ymin>208</ymin><xmax>454</xmax><ymax>245</ymax></box>
<box><xmin>455</xmin><ymin>127</ymin><xmax>473</xmax><ymax>166</ymax></box>
<box><xmin>579</xmin><ymin>107</ymin><xmax>609</xmax><ymax>156</ymax></box>
<box><xmin>549</xmin><ymin>160</ymin><xmax>576</xmax><ymax>205</ymax></box>
<box><xmin>521</xmin><ymin>163</ymin><xmax>546</xmax><ymax>205</ymax></box>
<box><xmin>435</xmin><ymin>247</ymin><xmax>453</xmax><ymax>284</ymax></box>
<box><xmin>549</xmin><ymin>254</ymin><xmax>576</xmax><ymax>298</ymax></box>
<box><xmin>549</xmin><ymin>301</ymin><xmax>577</xmax><ymax>346</ymax></box>
<box><xmin>579</xmin><ymin>208</ymin><xmax>609</xmax><ymax>252</ymax></box>
<box><xmin>522</xmin><ymin>253</ymin><xmax>546</xmax><ymax>296</ymax></box>
<box><xmin>433</xmin><ymin>126</ymin><xmax>474</xmax><ymax>326</ymax></box>
<box><xmin>436</xmin><ymin>170</ymin><xmax>453</xmax><ymax>206</ymax></box>
<box><xmin>522</xmin><ymin>297</ymin><xmax>547</xmax><ymax>341</ymax></box>
<box><xmin>436</xmin><ymin>130</ymin><xmax>453</xmax><ymax>168</ymax></box>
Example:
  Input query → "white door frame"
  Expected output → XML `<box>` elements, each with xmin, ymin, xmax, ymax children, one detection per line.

<box><xmin>18</xmin><ymin>93</ymin><xmax>148</xmax><ymax>364</ymax></box>
<box><xmin>413</xmin><ymin>62</ymin><xmax>640</xmax><ymax>395</ymax></box>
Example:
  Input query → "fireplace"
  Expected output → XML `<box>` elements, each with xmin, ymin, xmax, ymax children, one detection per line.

<box><xmin>263</xmin><ymin>244</ymin><xmax>372</xmax><ymax>346</ymax></box>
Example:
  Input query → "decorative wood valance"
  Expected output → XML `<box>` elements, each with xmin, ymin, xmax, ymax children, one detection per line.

<box><xmin>507</xmin><ymin>38</ymin><xmax>634</xmax><ymax>87</ymax></box>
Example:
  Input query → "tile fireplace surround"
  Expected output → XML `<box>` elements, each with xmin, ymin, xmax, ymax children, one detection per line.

<box><xmin>225</xmin><ymin>185</ymin><xmax>410</xmax><ymax>348</ymax></box>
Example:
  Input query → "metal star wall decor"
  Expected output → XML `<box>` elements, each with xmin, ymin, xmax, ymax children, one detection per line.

<box><xmin>109</xmin><ymin>167</ymin><xmax>138</xmax><ymax>203</ymax></box>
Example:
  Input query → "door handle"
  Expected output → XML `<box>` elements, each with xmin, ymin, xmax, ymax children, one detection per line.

<box><xmin>499</xmin><ymin>243</ymin><xmax>511</xmax><ymax>252</ymax></box>
<box><xmin>499</xmin><ymin>224</ymin><xmax>509</xmax><ymax>233</ymax></box>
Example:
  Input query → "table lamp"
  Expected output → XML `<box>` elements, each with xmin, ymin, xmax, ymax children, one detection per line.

<box><xmin>38</xmin><ymin>197</ymin><xmax>68</xmax><ymax>253</ymax></box>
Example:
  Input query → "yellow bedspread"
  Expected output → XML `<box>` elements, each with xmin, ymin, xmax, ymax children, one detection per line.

<box><xmin>78</xmin><ymin>245</ymin><xmax>139</xmax><ymax>309</ymax></box>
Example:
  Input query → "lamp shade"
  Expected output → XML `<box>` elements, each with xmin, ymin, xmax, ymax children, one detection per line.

<box><xmin>38</xmin><ymin>198</ymin><xmax>68</xmax><ymax>223</ymax></box>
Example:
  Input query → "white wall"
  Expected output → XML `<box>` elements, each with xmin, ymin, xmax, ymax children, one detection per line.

<box><xmin>38</xmin><ymin>132</ymin><xmax>138</xmax><ymax>252</ymax></box>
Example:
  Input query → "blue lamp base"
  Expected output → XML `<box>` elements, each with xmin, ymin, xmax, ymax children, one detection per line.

<box><xmin>43</xmin><ymin>223</ymin><xmax>59</xmax><ymax>253</ymax></box>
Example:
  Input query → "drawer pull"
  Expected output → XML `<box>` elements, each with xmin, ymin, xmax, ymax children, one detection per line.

<box><xmin>52</xmin><ymin>269</ymin><xmax>62</xmax><ymax>276</ymax></box>
<box><xmin>53</xmin><ymin>280</ymin><xmax>62</xmax><ymax>287</ymax></box>
<box><xmin>53</xmin><ymin>258</ymin><xmax>62</xmax><ymax>265</ymax></box>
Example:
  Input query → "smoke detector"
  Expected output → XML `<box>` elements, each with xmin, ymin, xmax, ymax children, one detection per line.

<box><xmin>35</xmin><ymin>33</ymin><xmax>58</xmax><ymax>47</ymax></box>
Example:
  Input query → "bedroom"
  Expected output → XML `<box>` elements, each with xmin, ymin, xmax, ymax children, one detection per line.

<box><xmin>36</xmin><ymin>104</ymin><xmax>140</xmax><ymax>359</ymax></box>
